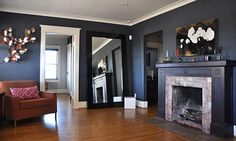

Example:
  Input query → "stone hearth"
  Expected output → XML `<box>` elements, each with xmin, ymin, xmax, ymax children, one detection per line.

<box><xmin>165</xmin><ymin>76</ymin><xmax>212</xmax><ymax>133</ymax></box>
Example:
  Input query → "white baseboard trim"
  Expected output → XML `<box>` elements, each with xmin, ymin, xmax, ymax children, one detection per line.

<box><xmin>136</xmin><ymin>100</ymin><xmax>148</xmax><ymax>108</ymax></box>
<box><xmin>46</xmin><ymin>89</ymin><xmax>69</xmax><ymax>93</ymax></box>
<box><xmin>76</xmin><ymin>101</ymin><xmax>87</xmax><ymax>109</ymax></box>
<box><xmin>234</xmin><ymin>125</ymin><xmax>236</xmax><ymax>136</ymax></box>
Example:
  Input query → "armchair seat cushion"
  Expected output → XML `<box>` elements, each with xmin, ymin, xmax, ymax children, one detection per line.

<box><xmin>20</xmin><ymin>98</ymin><xmax>52</xmax><ymax>110</ymax></box>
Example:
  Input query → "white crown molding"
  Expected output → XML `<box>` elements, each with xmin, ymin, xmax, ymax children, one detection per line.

<box><xmin>130</xmin><ymin>0</ymin><xmax>196</xmax><ymax>26</ymax></box>
<box><xmin>0</xmin><ymin>0</ymin><xmax>196</xmax><ymax>26</ymax></box>
<box><xmin>92</xmin><ymin>39</ymin><xmax>112</xmax><ymax>55</ymax></box>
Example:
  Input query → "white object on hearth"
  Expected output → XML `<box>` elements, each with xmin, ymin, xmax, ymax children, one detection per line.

<box><xmin>124</xmin><ymin>97</ymin><xmax>136</xmax><ymax>109</ymax></box>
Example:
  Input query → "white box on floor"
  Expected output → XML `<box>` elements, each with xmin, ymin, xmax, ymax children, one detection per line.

<box><xmin>124</xmin><ymin>97</ymin><xmax>136</xmax><ymax>109</ymax></box>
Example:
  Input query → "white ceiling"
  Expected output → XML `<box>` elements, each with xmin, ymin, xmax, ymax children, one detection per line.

<box><xmin>0</xmin><ymin>0</ymin><xmax>195</xmax><ymax>26</ymax></box>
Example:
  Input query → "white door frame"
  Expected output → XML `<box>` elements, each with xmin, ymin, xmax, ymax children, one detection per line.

<box><xmin>66</xmin><ymin>43</ymin><xmax>72</xmax><ymax>96</ymax></box>
<box><xmin>40</xmin><ymin>25</ymin><xmax>82</xmax><ymax>109</ymax></box>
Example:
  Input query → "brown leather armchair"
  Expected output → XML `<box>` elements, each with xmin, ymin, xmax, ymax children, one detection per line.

<box><xmin>0</xmin><ymin>80</ymin><xmax>57</xmax><ymax>127</ymax></box>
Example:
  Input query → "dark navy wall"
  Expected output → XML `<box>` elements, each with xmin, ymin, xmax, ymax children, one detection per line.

<box><xmin>131</xmin><ymin>0</ymin><xmax>236</xmax><ymax>101</ymax></box>
<box><xmin>0</xmin><ymin>12</ymin><xmax>132</xmax><ymax>101</ymax></box>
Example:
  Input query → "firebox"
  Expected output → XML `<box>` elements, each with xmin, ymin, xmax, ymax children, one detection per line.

<box><xmin>96</xmin><ymin>87</ymin><xmax>104</xmax><ymax>103</ymax></box>
<box><xmin>172</xmin><ymin>86</ymin><xmax>202</xmax><ymax>129</ymax></box>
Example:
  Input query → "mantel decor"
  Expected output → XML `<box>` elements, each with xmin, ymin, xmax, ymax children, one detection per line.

<box><xmin>163</xmin><ymin>50</ymin><xmax>173</xmax><ymax>63</ymax></box>
<box><xmin>0</xmin><ymin>27</ymin><xmax>36</xmax><ymax>63</ymax></box>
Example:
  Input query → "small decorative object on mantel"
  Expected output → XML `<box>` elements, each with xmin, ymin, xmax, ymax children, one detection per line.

<box><xmin>163</xmin><ymin>50</ymin><xmax>173</xmax><ymax>63</ymax></box>
<box><xmin>177</xmin><ymin>57</ymin><xmax>183</xmax><ymax>62</ymax></box>
<box><xmin>215</xmin><ymin>46</ymin><xmax>223</xmax><ymax>60</ymax></box>
<box><xmin>204</xmin><ymin>56</ymin><xmax>211</xmax><ymax>61</ymax></box>
<box><xmin>190</xmin><ymin>57</ymin><xmax>195</xmax><ymax>62</ymax></box>
<box><xmin>0</xmin><ymin>27</ymin><xmax>36</xmax><ymax>63</ymax></box>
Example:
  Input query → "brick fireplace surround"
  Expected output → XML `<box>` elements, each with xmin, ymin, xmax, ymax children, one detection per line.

<box><xmin>156</xmin><ymin>60</ymin><xmax>236</xmax><ymax>137</ymax></box>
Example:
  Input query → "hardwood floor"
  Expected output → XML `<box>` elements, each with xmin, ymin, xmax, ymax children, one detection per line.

<box><xmin>0</xmin><ymin>94</ymin><xmax>234</xmax><ymax>141</ymax></box>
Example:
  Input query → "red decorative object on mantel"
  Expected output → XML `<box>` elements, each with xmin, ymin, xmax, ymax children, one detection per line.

<box><xmin>0</xmin><ymin>27</ymin><xmax>36</xmax><ymax>63</ymax></box>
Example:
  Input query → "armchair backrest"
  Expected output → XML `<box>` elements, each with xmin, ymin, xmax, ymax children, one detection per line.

<box><xmin>0</xmin><ymin>80</ymin><xmax>37</xmax><ymax>95</ymax></box>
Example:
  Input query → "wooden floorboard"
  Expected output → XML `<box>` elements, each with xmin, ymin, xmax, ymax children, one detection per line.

<box><xmin>0</xmin><ymin>94</ymin><xmax>234</xmax><ymax>141</ymax></box>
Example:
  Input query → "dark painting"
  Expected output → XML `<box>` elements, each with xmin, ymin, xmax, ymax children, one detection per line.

<box><xmin>176</xmin><ymin>19</ymin><xmax>217</xmax><ymax>56</ymax></box>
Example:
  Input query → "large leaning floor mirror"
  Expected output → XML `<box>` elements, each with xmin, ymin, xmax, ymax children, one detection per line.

<box><xmin>87</xmin><ymin>31</ymin><xmax>127</xmax><ymax>108</ymax></box>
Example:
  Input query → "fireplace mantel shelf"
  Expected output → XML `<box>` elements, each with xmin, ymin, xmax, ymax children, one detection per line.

<box><xmin>156</xmin><ymin>60</ymin><xmax>236</xmax><ymax>68</ymax></box>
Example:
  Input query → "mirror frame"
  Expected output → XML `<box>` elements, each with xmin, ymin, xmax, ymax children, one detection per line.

<box><xmin>86</xmin><ymin>31</ymin><xmax>128</xmax><ymax>108</ymax></box>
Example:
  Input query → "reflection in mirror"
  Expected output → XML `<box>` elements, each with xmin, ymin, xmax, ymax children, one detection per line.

<box><xmin>92</xmin><ymin>37</ymin><xmax>123</xmax><ymax>104</ymax></box>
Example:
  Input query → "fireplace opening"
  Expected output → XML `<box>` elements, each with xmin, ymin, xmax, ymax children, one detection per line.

<box><xmin>173</xmin><ymin>86</ymin><xmax>202</xmax><ymax>129</ymax></box>
<box><xmin>96</xmin><ymin>87</ymin><xmax>104</xmax><ymax>103</ymax></box>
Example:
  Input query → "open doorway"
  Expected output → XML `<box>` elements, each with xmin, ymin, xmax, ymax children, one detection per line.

<box><xmin>40</xmin><ymin>25</ymin><xmax>81</xmax><ymax>109</ymax></box>
<box><xmin>44</xmin><ymin>34</ymin><xmax>72</xmax><ymax>100</ymax></box>
<box><xmin>144</xmin><ymin>31</ymin><xmax>163</xmax><ymax>106</ymax></box>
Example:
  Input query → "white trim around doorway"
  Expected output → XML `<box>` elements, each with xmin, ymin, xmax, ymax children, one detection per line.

<box><xmin>40</xmin><ymin>25</ymin><xmax>83</xmax><ymax>109</ymax></box>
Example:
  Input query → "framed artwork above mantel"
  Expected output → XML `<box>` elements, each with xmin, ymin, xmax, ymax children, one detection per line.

<box><xmin>176</xmin><ymin>19</ymin><xmax>217</xmax><ymax>57</ymax></box>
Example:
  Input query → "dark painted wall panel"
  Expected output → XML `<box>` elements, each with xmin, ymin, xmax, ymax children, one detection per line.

<box><xmin>0</xmin><ymin>12</ymin><xmax>132</xmax><ymax>101</ymax></box>
<box><xmin>131</xmin><ymin>0</ymin><xmax>236</xmax><ymax>101</ymax></box>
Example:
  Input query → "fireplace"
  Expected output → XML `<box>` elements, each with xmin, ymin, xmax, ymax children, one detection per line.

<box><xmin>165</xmin><ymin>76</ymin><xmax>212</xmax><ymax>133</ymax></box>
<box><xmin>156</xmin><ymin>61</ymin><xmax>236</xmax><ymax>137</ymax></box>
<box><xmin>93</xmin><ymin>74</ymin><xmax>108</xmax><ymax>103</ymax></box>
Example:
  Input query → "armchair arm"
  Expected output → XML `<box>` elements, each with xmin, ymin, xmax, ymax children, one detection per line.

<box><xmin>4</xmin><ymin>94</ymin><xmax>20</xmax><ymax>120</ymax></box>
<box><xmin>39</xmin><ymin>92</ymin><xmax>57</xmax><ymax>112</ymax></box>
<box><xmin>39</xmin><ymin>91</ymin><xmax>56</xmax><ymax>99</ymax></box>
